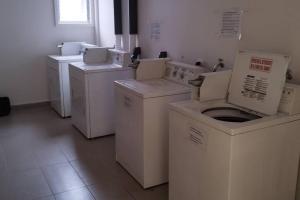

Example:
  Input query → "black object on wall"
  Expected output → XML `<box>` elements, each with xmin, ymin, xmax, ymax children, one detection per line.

<box><xmin>113</xmin><ymin>0</ymin><xmax>123</xmax><ymax>35</ymax></box>
<box><xmin>0</xmin><ymin>97</ymin><xmax>11</xmax><ymax>117</ymax></box>
<box><xmin>131</xmin><ymin>47</ymin><xmax>141</xmax><ymax>62</ymax></box>
<box><xmin>129</xmin><ymin>0</ymin><xmax>138</xmax><ymax>34</ymax></box>
<box><xmin>159</xmin><ymin>51</ymin><xmax>168</xmax><ymax>58</ymax></box>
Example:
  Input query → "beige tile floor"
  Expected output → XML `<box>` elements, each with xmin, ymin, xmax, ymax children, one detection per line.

<box><xmin>0</xmin><ymin>105</ymin><xmax>168</xmax><ymax>200</ymax></box>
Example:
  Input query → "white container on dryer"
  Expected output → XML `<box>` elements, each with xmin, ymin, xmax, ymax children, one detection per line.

<box><xmin>114</xmin><ymin>60</ymin><xmax>206</xmax><ymax>188</ymax></box>
<box><xmin>69</xmin><ymin>49</ymin><xmax>133</xmax><ymax>139</ymax></box>
<box><xmin>168</xmin><ymin>51</ymin><xmax>300</xmax><ymax>200</ymax></box>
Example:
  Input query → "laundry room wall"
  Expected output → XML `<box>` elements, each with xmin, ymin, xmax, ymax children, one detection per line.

<box><xmin>0</xmin><ymin>0</ymin><xmax>95</xmax><ymax>106</ymax></box>
<box><xmin>137</xmin><ymin>0</ymin><xmax>300</xmax><ymax>83</ymax></box>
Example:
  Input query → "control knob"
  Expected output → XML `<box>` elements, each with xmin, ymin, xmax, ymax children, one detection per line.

<box><xmin>173</xmin><ymin>71</ymin><xmax>178</xmax><ymax>77</ymax></box>
<box><xmin>180</xmin><ymin>73</ymin><xmax>185</xmax><ymax>79</ymax></box>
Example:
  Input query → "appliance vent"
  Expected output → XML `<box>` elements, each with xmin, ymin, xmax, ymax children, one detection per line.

<box><xmin>220</xmin><ymin>9</ymin><xmax>243</xmax><ymax>39</ymax></box>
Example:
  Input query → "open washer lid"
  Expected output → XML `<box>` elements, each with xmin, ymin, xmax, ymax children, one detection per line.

<box><xmin>228</xmin><ymin>51</ymin><xmax>290</xmax><ymax>115</ymax></box>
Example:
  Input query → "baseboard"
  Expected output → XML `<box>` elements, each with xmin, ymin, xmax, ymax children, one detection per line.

<box><xmin>12</xmin><ymin>101</ymin><xmax>50</xmax><ymax>110</ymax></box>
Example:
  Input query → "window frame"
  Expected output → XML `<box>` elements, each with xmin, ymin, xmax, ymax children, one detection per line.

<box><xmin>54</xmin><ymin>0</ymin><xmax>93</xmax><ymax>26</ymax></box>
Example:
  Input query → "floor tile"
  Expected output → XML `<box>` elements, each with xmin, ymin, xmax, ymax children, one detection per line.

<box><xmin>0</xmin><ymin>169</ymin><xmax>52</xmax><ymax>200</ymax></box>
<box><xmin>0</xmin><ymin>173</ymin><xmax>13</xmax><ymax>199</ymax></box>
<box><xmin>104</xmin><ymin>161</ymin><xmax>143</xmax><ymax>194</ymax></box>
<box><xmin>88</xmin><ymin>182</ymin><xmax>134</xmax><ymax>200</ymax></box>
<box><xmin>42</xmin><ymin>162</ymin><xmax>85</xmax><ymax>194</ymax></box>
<box><xmin>55</xmin><ymin>187</ymin><xmax>95</xmax><ymax>200</ymax></box>
<box><xmin>70</xmin><ymin>158</ymin><xmax>117</xmax><ymax>186</ymax></box>
<box><xmin>71</xmin><ymin>154</ymin><xmax>143</xmax><ymax>194</ymax></box>
<box><xmin>59</xmin><ymin>131</ymin><xmax>100</xmax><ymax>162</ymax></box>
<box><xmin>0</xmin><ymin>105</ymin><xmax>169</xmax><ymax>200</ymax></box>
<box><xmin>0</xmin><ymin>129</ymin><xmax>40</xmax><ymax>172</ymax></box>
<box><xmin>35</xmin><ymin>195</ymin><xmax>55</xmax><ymax>200</ymax></box>
<box><xmin>60</xmin><ymin>133</ymin><xmax>115</xmax><ymax>163</ymax></box>
<box><xmin>129</xmin><ymin>184</ymin><xmax>168</xmax><ymax>200</ymax></box>
<box><xmin>0</xmin><ymin>144</ymin><xmax>6</xmax><ymax>172</ymax></box>
<box><xmin>34</xmin><ymin>145</ymin><xmax>68</xmax><ymax>167</ymax></box>
<box><xmin>4</xmin><ymin>149</ymin><xmax>39</xmax><ymax>172</ymax></box>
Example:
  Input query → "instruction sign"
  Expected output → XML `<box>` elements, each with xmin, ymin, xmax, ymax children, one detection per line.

<box><xmin>242</xmin><ymin>75</ymin><xmax>268</xmax><ymax>102</ymax></box>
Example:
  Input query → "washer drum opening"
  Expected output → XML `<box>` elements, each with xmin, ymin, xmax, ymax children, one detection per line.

<box><xmin>202</xmin><ymin>107</ymin><xmax>261</xmax><ymax>122</ymax></box>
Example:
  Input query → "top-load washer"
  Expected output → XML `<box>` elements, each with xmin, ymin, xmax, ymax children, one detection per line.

<box><xmin>168</xmin><ymin>50</ymin><xmax>300</xmax><ymax>200</ymax></box>
<box><xmin>69</xmin><ymin>48</ymin><xmax>133</xmax><ymax>139</ymax></box>
<box><xmin>114</xmin><ymin>59</ymin><xmax>206</xmax><ymax>188</ymax></box>
<box><xmin>47</xmin><ymin>42</ymin><xmax>95</xmax><ymax>117</ymax></box>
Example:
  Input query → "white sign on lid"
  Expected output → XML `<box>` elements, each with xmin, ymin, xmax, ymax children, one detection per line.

<box><xmin>228</xmin><ymin>51</ymin><xmax>290</xmax><ymax>115</ymax></box>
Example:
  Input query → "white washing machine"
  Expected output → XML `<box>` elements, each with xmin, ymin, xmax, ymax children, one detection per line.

<box><xmin>114</xmin><ymin>60</ymin><xmax>206</xmax><ymax>188</ymax></box>
<box><xmin>169</xmin><ymin>51</ymin><xmax>300</xmax><ymax>200</ymax></box>
<box><xmin>69</xmin><ymin>49</ymin><xmax>133</xmax><ymax>139</ymax></box>
<box><xmin>47</xmin><ymin>42</ymin><xmax>95</xmax><ymax>117</ymax></box>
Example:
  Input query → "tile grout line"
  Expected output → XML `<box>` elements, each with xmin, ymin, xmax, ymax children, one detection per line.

<box><xmin>41</xmin><ymin>161</ymin><xmax>91</xmax><ymax>197</ymax></box>
<box><xmin>66</xmin><ymin>153</ymin><xmax>134</xmax><ymax>200</ymax></box>
<box><xmin>56</xmin><ymin>131</ymin><xmax>96</xmax><ymax>199</ymax></box>
<box><xmin>67</xmin><ymin>157</ymin><xmax>96</xmax><ymax>200</ymax></box>
<box><xmin>50</xmin><ymin>185</ymin><xmax>90</xmax><ymax>200</ymax></box>
<box><xmin>86</xmin><ymin>185</ymin><xmax>97</xmax><ymax>200</ymax></box>
<box><xmin>126</xmin><ymin>189</ymin><xmax>138</xmax><ymax>200</ymax></box>
<box><xmin>39</xmin><ymin>164</ymin><xmax>56</xmax><ymax>198</ymax></box>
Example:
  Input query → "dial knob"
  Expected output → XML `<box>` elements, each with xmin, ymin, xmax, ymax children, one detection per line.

<box><xmin>180</xmin><ymin>73</ymin><xmax>185</xmax><ymax>79</ymax></box>
<box><xmin>173</xmin><ymin>71</ymin><xmax>177</xmax><ymax>77</ymax></box>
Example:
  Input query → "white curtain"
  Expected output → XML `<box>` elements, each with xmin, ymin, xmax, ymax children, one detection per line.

<box><xmin>93</xmin><ymin>0</ymin><xmax>115</xmax><ymax>47</ymax></box>
<box><xmin>93</xmin><ymin>0</ymin><xmax>138</xmax><ymax>51</ymax></box>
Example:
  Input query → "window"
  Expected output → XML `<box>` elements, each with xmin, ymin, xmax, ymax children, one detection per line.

<box><xmin>54</xmin><ymin>0</ymin><xmax>92</xmax><ymax>25</ymax></box>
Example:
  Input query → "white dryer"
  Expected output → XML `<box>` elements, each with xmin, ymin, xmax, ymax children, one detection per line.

<box><xmin>69</xmin><ymin>49</ymin><xmax>133</xmax><ymax>139</ymax></box>
<box><xmin>169</xmin><ymin>51</ymin><xmax>300</xmax><ymax>200</ymax></box>
<box><xmin>48</xmin><ymin>55</ymin><xmax>82</xmax><ymax>117</ymax></box>
<box><xmin>47</xmin><ymin>42</ymin><xmax>95</xmax><ymax>117</ymax></box>
<box><xmin>114</xmin><ymin>60</ymin><xmax>206</xmax><ymax>188</ymax></box>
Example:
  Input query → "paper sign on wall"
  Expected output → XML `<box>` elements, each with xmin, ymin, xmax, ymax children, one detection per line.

<box><xmin>151</xmin><ymin>22</ymin><xmax>161</xmax><ymax>41</ymax></box>
<box><xmin>220</xmin><ymin>9</ymin><xmax>243</xmax><ymax>39</ymax></box>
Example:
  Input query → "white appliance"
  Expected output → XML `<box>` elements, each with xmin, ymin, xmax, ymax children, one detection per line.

<box><xmin>114</xmin><ymin>59</ymin><xmax>206</xmax><ymax>188</ymax></box>
<box><xmin>48</xmin><ymin>42</ymin><xmax>95</xmax><ymax>117</ymax></box>
<box><xmin>69</xmin><ymin>49</ymin><xmax>133</xmax><ymax>139</ymax></box>
<box><xmin>169</xmin><ymin>51</ymin><xmax>300</xmax><ymax>200</ymax></box>
<box><xmin>58</xmin><ymin>42</ymin><xmax>84</xmax><ymax>56</ymax></box>
<box><xmin>279</xmin><ymin>83</ymin><xmax>300</xmax><ymax>115</ymax></box>
<box><xmin>83</xmin><ymin>47</ymin><xmax>109</xmax><ymax>64</ymax></box>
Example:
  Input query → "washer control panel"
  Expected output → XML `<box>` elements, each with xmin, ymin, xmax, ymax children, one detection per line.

<box><xmin>165</xmin><ymin>61</ymin><xmax>206</xmax><ymax>85</ymax></box>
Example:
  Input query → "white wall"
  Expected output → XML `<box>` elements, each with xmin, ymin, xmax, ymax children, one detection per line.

<box><xmin>0</xmin><ymin>0</ymin><xmax>95</xmax><ymax>105</ymax></box>
<box><xmin>138</xmin><ymin>0</ymin><xmax>300</xmax><ymax>83</ymax></box>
